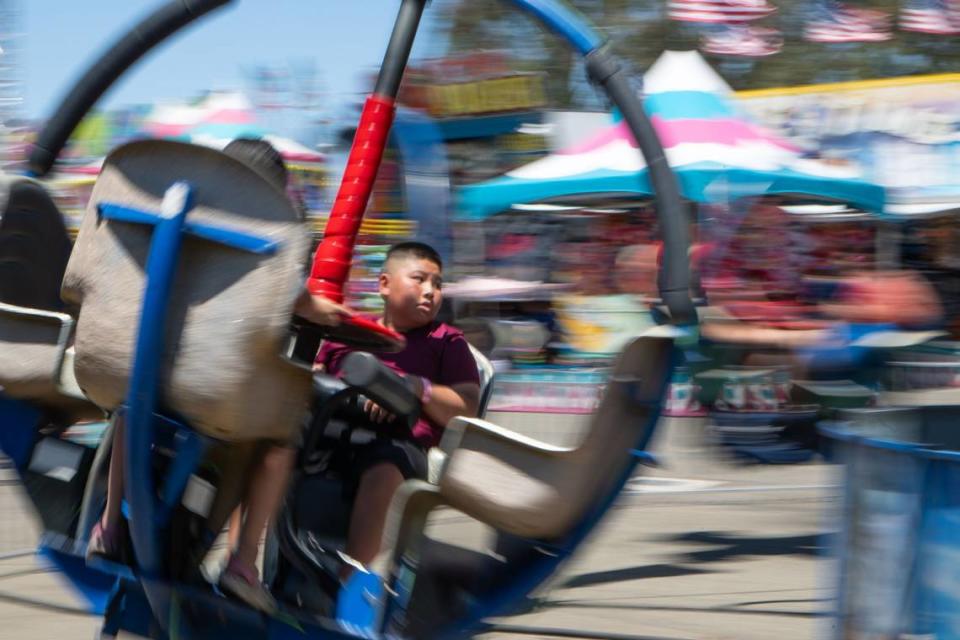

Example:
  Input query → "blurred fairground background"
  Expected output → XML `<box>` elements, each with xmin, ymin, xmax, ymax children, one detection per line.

<box><xmin>4</xmin><ymin>0</ymin><xmax>960</xmax><ymax>637</ymax></box>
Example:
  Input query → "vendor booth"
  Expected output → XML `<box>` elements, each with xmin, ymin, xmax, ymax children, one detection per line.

<box><xmin>448</xmin><ymin>51</ymin><xmax>943</xmax><ymax>462</ymax></box>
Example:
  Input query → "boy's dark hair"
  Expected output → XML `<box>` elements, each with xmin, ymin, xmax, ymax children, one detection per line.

<box><xmin>223</xmin><ymin>137</ymin><xmax>288</xmax><ymax>191</ymax></box>
<box><xmin>385</xmin><ymin>241</ymin><xmax>443</xmax><ymax>271</ymax></box>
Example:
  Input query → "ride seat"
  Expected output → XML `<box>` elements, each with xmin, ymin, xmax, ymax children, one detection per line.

<box><xmin>378</xmin><ymin>334</ymin><xmax>673</xmax><ymax>573</ymax></box>
<box><xmin>0</xmin><ymin>177</ymin><xmax>73</xmax><ymax>312</ymax></box>
<box><xmin>470</xmin><ymin>343</ymin><xmax>496</xmax><ymax>417</ymax></box>
<box><xmin>0</xmin><ymin>177</ymin><xmax>100</xmax><ymax>421</ymax></box>
<box><xmin>61</xmin><ymin>140</ymin><xmax>312</xmax><ymax>442</ymax></box>
<box><xmin>426</xmin><ymin>343</ymin><xmax>495</xmax><ymax>483</ymax></box>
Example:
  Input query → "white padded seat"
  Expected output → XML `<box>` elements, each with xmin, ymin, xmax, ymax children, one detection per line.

<box><xmin>0</xmin><ymin>303</ymin><xmax>102</xmax><ymax>421</ymax></box>
<box><xmin>61</xmin><ymin>140</ymin><xmax>312</xmax><ymax>442</ymax></box>
<box><xmin>0</xmin><ymin>302</ymin><xmax>72</xmax><ymax>400</ymax></box>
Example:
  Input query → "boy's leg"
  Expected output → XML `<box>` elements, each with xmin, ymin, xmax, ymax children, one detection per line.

<box><xmin>342</xmin><ymin>462</ymin><xmax>405</xmax><ymax>577</ymax></box>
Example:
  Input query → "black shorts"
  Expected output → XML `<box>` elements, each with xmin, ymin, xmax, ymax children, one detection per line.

<box><xmin>353</xmin><ymin>437</ymin><xmax>428</xmax><ymax>482</ymax></box>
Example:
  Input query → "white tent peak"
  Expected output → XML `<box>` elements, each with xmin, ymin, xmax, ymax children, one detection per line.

<box><xmin>643</xmin><ymin>50</ymin><xmax>732</xmax><ymax>96</ymax></box>
<box><xmin>197</xmin><ymin>90</ymin><xmax>255</xmax><ymax>112</ymax></box>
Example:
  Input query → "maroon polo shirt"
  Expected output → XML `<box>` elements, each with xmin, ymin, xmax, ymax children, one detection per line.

<box><xmin>315</xmin><ymin>319</ymin><xmax>479</xmax><ymax>447</ymax></box>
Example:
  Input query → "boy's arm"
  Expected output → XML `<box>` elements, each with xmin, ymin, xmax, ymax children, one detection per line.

<box><xmin>411</xmin><ymin>378</ymin><xmax>480</xmax><ymax>427</ymax></box>
<box><xmin>294</xmin><ymin>288</ymin><xmax>352</xmax><ymax>326</ymax></box>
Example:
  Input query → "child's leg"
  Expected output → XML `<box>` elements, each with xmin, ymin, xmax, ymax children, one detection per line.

<box><xmin>101</xmin><ymin>414</ymin><xmax>125</xmax><ymax>530</ymax></box>
<box><xmin>341</xmin><ymin>462</ymin><xmax>404</xmax><ymax>578</ymax></box>
<box><xmin>87</xmin><ymin>414</ymin><xmax>126</xmax><ymax>559</ymax></box>
<box><xmin>232</xmin><ymin>445</ymin><xmax>295</xmax><ymax>572</ymax></box>
<box><xmin>227</xmin><ymin>506</ymin><xmax>243</xmax><ymax>551</ymax></box>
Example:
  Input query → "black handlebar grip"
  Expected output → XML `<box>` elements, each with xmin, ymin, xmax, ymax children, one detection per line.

<box><xmin>340</xmin><ymin>352</ymin><xmax>420</xmax><ymax>418</ymax></box>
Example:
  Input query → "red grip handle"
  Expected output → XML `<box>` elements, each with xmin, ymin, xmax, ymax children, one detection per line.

<box><xmin>307</xmin><ymin>94</ymin><xmax>396</xmax><ymax>302</ymax></box>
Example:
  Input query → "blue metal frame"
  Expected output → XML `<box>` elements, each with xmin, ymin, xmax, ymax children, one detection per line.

<box><xmin>157</xmin><ymin>424</ymin><xmax>210</xmax><ymax>525</ymax></box>
<box><xmin>821</xmin><ymin>425</ymin><xmax>937</xmax><ymax>638</ymax></box>
<box><xmin>122</xmin><ymin>182</ymin><xmax>193</xmax><ymax>577</ymax></box>
<box><xmin>504</xmin><ymin>0</ymin><xmax>603</xmax><ymax>54</ymax></box>
<box><xmin>392</xmin><ymin>108</ymin><xmax>454</xmax><ymax>265</ymax></box>
<box><xmin>100</xmin><ymin>203</ymin><xmax>282</xmax><ymax>255</ymax></box>
<box><xmin>37</xmin><ymin>543</ymin><xmax>122</xmax><ymax>614</ymax></box>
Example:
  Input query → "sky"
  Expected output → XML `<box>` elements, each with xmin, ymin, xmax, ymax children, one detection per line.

<box><xmin>19</xmin><ymin>1</ymin><xmax>444</xmax><ymax>127</ymax></box>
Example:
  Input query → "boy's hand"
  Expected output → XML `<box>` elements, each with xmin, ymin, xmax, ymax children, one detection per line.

<box><xmin>363</xmin><ymin>399</ymin><xmax>395</xmax><ymax>424</ymax></box>
<box><xmin>294</xmin><ymin>289</ymin><xmax>353</xmax><ymax>327</ymax></box>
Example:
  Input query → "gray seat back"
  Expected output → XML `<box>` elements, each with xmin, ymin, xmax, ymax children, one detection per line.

<box><xmin>424</xmin><ymin>344</ymin><xmax>495</xmax><ymax>484</ymax></box>
<box><xmin>0</xmin><ymin>177</ymin><xmax>73</xmax><ymax>312</ymax></box>
<box><xmin>569</xmin><ymin>335</ymin><xmax>673</xmax><ymax>498</ymax></box>
<box><xmin>0</xmin><ymin>302</ymin><xmax>73</xmax><ymax>402</ymax></box>
<box><xmin>438</xmin><ymin>335</ymin><xmax>674</xmax><ymax>539</ymax></box>
<box><xmin>0</xmin><ymin>178</ymin><xmax>101</xmax><ymax>419</ymax></box>
<box><xmin>468</xmin><ymin>343</ymin><xmax>495</xmax><ymax>418</ymax></box>
<box><xmin>61</xmin><ymin>140</ymin><xmax>312</xmax><ymax>442</ymax></box>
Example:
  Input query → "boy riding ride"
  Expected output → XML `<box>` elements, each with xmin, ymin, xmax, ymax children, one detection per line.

<box><xmin>315</xmin><ymin>242</ymin><xmax>480</xmax><ymax>579</ymax></box>
<box><xmin>221</xmin><ymin>241</ymin><xmax>479</xmax><ymax>612</ymax></box>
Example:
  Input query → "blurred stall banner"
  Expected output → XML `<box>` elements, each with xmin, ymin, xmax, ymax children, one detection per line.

<box><xmin>553</xmin><ymin>293</ymin><xmax>656</xmax><ymax>361</ymax></box>
<box><xmin>737</xmin><ymin>75</ymin><xmax>960</xmax><ymax>205</ymax></box>
<box><xmin>399</xmin><ymin>51</ymin><xmax>547</xmax><ymax>120</ymax></box>
<box><xmin>392</xmin><ymin>51</ymin><xmax>551</xmax><ymax>187</ymax></box>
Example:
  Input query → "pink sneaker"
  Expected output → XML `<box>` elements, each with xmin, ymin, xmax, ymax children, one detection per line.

<box><xmin>86</xmin><ymin>520</ymin><xmax>122</xmax><ymax>563</ymax></box>
<box><xmin>219</xmin><ymin>555</ymin><xmax>277</xmax><ymax>614</ymax></box>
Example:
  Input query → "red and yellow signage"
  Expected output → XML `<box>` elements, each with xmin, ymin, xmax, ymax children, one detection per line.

<box><xmin>400</xmin><ymin>51</ymin><xmax>547</xmax><ymax>118</ymax></box>
<box><xmin>425</xmin><ymin>75</ymin><xmax>546</xmax><ymax>118</ymax></box>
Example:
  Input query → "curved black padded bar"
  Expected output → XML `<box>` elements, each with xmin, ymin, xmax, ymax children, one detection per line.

<box><xmin>373</xmin><ymin>0</ymin><xmax>429</xmax><ymax>98</ymax></box>
<box><xmin>0</xmin><ymin>180</ymin><xmax>73</xmax><ymax>310</ymax></box>
<box><xmin>28</xmin><ymin>0</ymin><xmax>233</xmax><ymax>177</ymax></box>
<box><xmin>585</xmin><ymin>49</ymin><xmax>694</xmax><ymax>325</ymax></box>
<box><xmin>341</xmin><ymin>351</ymin><xmax>420</xmax><ymax>419</ymax></box>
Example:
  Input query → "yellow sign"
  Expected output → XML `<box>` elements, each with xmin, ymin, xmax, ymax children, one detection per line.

<box><xmin>427</xmin><ymin>75</ymin><xmax>546</xmax><ymax>118</ymax></box>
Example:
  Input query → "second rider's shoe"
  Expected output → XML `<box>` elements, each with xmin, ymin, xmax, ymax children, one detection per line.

<box><xmin>219</xmin><ymin>555</ymin><xmax>278</xmax><ymax>615</ymax></box>
<box><xmin>86</xmin><ymin>520</ymin><xmax>123</xmax><ymax>564</ymax></box>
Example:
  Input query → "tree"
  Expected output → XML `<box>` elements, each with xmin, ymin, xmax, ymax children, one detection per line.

<box><xmin>431</xmin><ymin>0</ymin><xmax>960</xmax><ymax>104</ymax></box>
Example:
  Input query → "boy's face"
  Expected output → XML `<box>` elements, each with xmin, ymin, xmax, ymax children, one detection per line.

<box><xmin>380</xmin><ymin>256</ymin><xmax>443</xmax><ymax>329</ymax></box>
